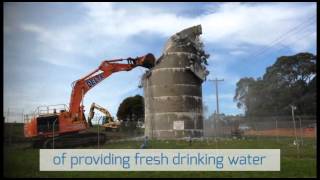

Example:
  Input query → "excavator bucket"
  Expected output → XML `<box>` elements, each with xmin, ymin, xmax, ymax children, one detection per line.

<box><xmin>138</xmin><ymin>53</ymin><xmax>155</xmax><ymax>69</ymax></box>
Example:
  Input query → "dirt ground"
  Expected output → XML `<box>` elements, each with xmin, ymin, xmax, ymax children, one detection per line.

<box><xmin>244</xmin><ymin>128</ymin><xmax>316</xmax><ymax>138</ymax></box>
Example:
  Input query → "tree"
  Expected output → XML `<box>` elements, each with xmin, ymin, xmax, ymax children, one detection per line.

<box><xmin>234</xmin><ymin>52</ymin><xmax>316</xmax><ymax>117</ymax></box>
<box><xmin>296</xmin><ymin>76</ymin><xmax>317</xmax><ymax>115</ymax></box>
<box><xmin>116</xmin><ymin>95</ymin><xmax>144</xmax><ymax>122</ymax></box>
<box><xmin>262</xmin><ymin>52</ymin><xmax>316</xmax><ymax>115</ymax></box>
<box><xmin>233</xmin><ymin>77</ymin><xmax>256</xmax><ymax>114</ymax></box>
<box><xmin>263</xmin><ymin>52</ymin><xmax>316</xmax><ymax>85</ymax></box>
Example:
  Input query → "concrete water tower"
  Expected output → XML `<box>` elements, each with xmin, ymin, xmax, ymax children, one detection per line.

<box><xmin>142</xmin><ymin>25</ymin><xmax>209</xmax><ymax>139</ymax></box>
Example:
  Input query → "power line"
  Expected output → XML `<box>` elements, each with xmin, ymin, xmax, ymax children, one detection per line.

<box><xmin>272</xmin><ymin>28</ymin><xmax>316</xmax><ymax>55</ymax></box>
<box><xmin>252</xmin><ymin>16</ymin><xmax>316</xmax><ymax>55</ymax></box>
<box><xmin>251</xmin><ymin>20</ymin><xmax>316</xmax><ymax>60</ymax></box>
<box><xmin>230</xmin><ymin>20</ymin><xmax>316</xmax><ymax>82</ymax></box>
<box><xmin>252</xmin><ymin>23</ymin><xmax>316</xmax><ymax>62</ymax></box>
<box><xmin>242</xmin><ymin>15</ymin><xmax>316</xmax><ymax>61</ymax></box>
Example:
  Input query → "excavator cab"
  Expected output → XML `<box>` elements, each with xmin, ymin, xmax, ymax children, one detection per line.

<box><xmin>37</xmin><ymin>115</ymin><xmax>59</xmax><ymax>135</ymax></box>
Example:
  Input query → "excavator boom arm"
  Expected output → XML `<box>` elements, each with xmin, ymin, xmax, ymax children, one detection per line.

<box><xmin>69</xmin><ymin>53</ymin><xmax>155</xmax><ymax>119</ymax></box>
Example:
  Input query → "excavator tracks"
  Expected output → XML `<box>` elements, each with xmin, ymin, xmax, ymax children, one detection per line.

<box><xmin>32</xmin><ymin>132</ymin><xmax>107</xmax><ymax>149</ymax></box>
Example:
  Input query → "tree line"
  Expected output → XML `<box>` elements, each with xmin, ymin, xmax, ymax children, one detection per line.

<box><xmin>233</xmin><ymin>52</ymin><xmax>316</xmax><ymax>117</ymax></box>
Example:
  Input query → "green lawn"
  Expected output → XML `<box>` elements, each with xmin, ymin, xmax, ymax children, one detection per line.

<box><xmin>3</xmin><ymin>137</ymin><xmax>317</xmax><ymax>178</ymax></box>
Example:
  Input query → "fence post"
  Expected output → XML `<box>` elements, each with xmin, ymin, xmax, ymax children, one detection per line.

<box><xmin>7</xmin><ymin>108</ymin><xmax>11</xmax><ymax>146</ymax></box>
<box><xmin>275</xmin><ymin>117</ymin><xmax>279</xmax><ymax>143</ymax></box>
<box><xmin>315</xmin><ymin>123</ymin><xmax>317</xmax><ymax>149</ymax></box>
<box><xmin>52</xmin><ymin>119</ymin><xmax>57</xmax><ymax>149</ymax></box>
<box><xmin>97</xmin><ymin>116</ymin><xmax>103</xmax><ymax>149</ymax></box>
<box><xmin>298</xmin><ymin>116</ymin><xmax>303</xmax><ymax>146</ymax></box>
<box><xmin>22</xmin><ymin>110</ymin><xmax>24</xmax><ymax>124</ymax></box>
<box><xmin>291</xmin><ymin>105</ymin><xmax>300</xmax><ymax>158</ymax></box>
<box><xmin>213</xmin><ymin>112</ymin><xmax>216</xmax><ymax>140</ymax></box>
<box><xmin>253</xmin><ymin>116</ymin><xmax>259</xmax><ymax>141</ymax></box>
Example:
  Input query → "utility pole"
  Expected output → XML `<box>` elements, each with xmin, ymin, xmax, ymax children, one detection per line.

<box><xmin>209</xmin><ymin>78</ymin><xmax>224</xmax><ymax>138</ymax></box>
<box><xmin>209</xmin><ymin>78</ymin><xmax>224</xmax><ymax>117</ymax></box>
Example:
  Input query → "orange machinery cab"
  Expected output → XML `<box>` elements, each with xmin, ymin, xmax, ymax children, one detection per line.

<box><xmin>24</xmin><ymin>104</ymin><xmax>88</xmax><ymax>138</ymax></box>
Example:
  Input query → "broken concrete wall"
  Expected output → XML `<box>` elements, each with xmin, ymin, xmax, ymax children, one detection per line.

<box><xmin>143</xmin><ymin>25</ymin><xmax>209</xmax><ymax>139</ymax></box>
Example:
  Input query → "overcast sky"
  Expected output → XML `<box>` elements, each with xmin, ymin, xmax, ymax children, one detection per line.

<box><xmin>3</xmin><ymin>2</ymin><xmax>317</xmax><ymax>121</ymax></box>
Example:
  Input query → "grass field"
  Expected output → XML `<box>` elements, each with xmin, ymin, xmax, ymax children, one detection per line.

<box><xmin>3</xmin><ymin>123</ymin><xmax>317</xmax><ymax>178</ymax></box>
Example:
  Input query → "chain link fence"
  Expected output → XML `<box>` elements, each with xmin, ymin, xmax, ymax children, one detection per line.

<box><xmin>3</xmin><ymin>107</ymin><xmax>316</xmax><ymax>149</ymax></box>
<box><xmin>3</xmin><ymin>109</ymin><xmax>25</xmax><ymax>145</ymax></box>
<box><xmin>204</xmin><ymin>115</ymin><xmax>317</xmax><ymax>139</ymax></box>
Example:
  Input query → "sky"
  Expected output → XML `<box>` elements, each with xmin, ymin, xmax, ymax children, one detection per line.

<box><xmin>3</xmin><ymin>2</ymin><xmax>317</xmax><ymax>122</ymax></box>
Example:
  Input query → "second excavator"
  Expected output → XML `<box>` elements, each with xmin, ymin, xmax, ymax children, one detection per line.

<box><xmin>24</xmin><ymin>53</ymin><xmax>155</xmax><ymax>148</ymax></box>
<box><xmin>87</xmin><ymin>102</ymin><xmax>121</xmax><ymax>132</ymax></box>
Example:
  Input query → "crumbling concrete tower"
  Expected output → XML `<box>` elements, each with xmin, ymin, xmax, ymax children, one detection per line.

<box><xmin>143</xmin><ymin>25</ymin><xmax>209</xmax><ymax>139</ymax></box>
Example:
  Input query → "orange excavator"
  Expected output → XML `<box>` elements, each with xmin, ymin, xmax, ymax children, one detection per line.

<box><xmin>24</xmin><ymin>53</ymin><xmax>155</xmax><ymax>148</ymax></box>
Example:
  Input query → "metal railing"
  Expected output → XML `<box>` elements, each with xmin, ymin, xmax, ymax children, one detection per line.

<box><xmin>23</xmin><ymin>104</ymin><xmax>69</xmax><ymax>123</ymax></box>
<box><xmin>36</xmin><ymin>104</ymin><xmax>69</xmax><ymax>115</ymax></box>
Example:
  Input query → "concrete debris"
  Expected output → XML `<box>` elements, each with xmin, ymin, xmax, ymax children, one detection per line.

<box><xmin>163</xmin><ymin>24</ymin><xmax>210</xmax><ymax>68</ymax></box>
